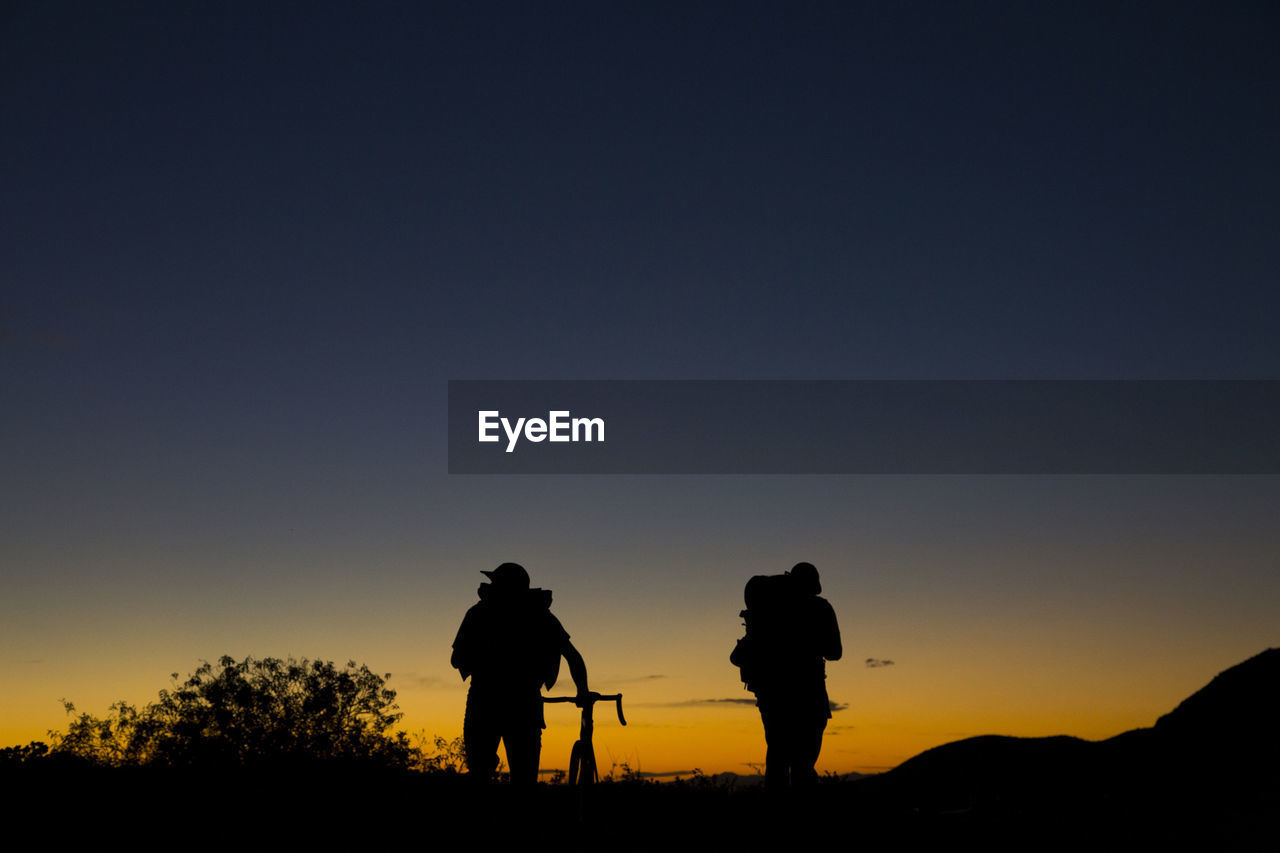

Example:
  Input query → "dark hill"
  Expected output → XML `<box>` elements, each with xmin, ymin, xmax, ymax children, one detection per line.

<box><xmin>867</xmin><ymin>648</ymin><xmax>1280</xmax><ymax>815</ymax></box>
<box><xmin>1155</xmin><ymin>647</ymin><xmax>1280</xmax><ymax>740</ymax></box>
<box><xmin>873</xmin><ymin>734</ymin><xmax>1096</xmax><ymax>812</ymax></box>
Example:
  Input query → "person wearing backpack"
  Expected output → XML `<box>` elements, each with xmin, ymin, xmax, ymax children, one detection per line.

<box><xmin>731</xmin><ymin>562</ymin><xmax>842</xmax><ymax>788</ymax></box>
<box><xmin>451</xmin><ymin>562</ymin><xmax>590</xmax><ymax>784</ymax></box>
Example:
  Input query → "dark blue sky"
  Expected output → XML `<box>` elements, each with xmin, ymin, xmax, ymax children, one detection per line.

<box><xmin>6</xmin><ymin>2</ymin><xmax>1278</xmax><ymax>390</ymax></box>
<box><xmin>6</xmin><ymin>1</ymin><xmax>1278</xmax><ymax>510</ymax></box>
<box><xmin>3</xmin><ymin>2</ymin><xmax>1279</xmax><ymax>768</ymax></box>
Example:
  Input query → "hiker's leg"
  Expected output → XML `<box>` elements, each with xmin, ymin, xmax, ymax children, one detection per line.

<box><xmin>760</xmin><ymin>703</ymin><xmax>791</xmax><ymax>789</ymax></box>
<box><xmin>788</xmin><ymin>682</ymin><xmax>830</xmax><ymax>786</ymax></box>
<box><xmin>504</xmin><ymin>725</ymin><xmax>542</xmax><ymax>785</ymax></box>
<box><xmin>463</xmin><ymin>689</ymin><xmax>501</xmax><ymax>781</ymax></box>
<box><xmin>792</xmin><ymin>719</ymin><xmax>825</xmax><ymax>786</ymax></box>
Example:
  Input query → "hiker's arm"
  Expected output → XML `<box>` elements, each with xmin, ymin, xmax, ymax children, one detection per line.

<box><xmin>822</xmin><ymin>602</ymin><xmax>843</xmax><ymax>661</ymax></box>
<box><xmin>562</xmin><ymin>639</ymin><xmax>590</xmax><ymax>696</ymax></box>
<box><xmin>450</xmin><ymin>645</ymin><xmax>468</xmax><ymax>679</ymax></box>
<box><xmin>450</xmin><ymin>614</ymin><xmax>473</xmax><ymax>680</ymax></box>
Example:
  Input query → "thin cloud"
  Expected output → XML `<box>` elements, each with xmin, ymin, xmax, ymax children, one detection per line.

<box><xmin>865</xmin><ymin>658</ymin><xmax>895</xmax><ymax>668</ymax></box>
<box><xmin>646</xmin><ymin>697</ymin><xmax>849</xmax><ymax>710</ymax></box>
<box><xmin>609</xmin><ymin>674</ymin><xmax>667</xmax><ymax>685</ymax></box>
<box><xmin>648</xmin><ymin>697</ymin><xmax>758</xmax><ymax>708</ymax></box>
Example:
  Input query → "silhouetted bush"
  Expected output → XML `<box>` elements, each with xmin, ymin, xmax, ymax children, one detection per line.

<box><xmin>52</xmin><ymin>655</ymin><xmax>415</xmax><ymax>768</ymax></box>
<box><xmin>0</xmin><ymin>741</ymin><xmax>51</xmax><ymax>765</ymax></box>
<box><xmin>413</xmin><ymin>733</ymin><xmax>467</xmax><ymax>775</ymax></box>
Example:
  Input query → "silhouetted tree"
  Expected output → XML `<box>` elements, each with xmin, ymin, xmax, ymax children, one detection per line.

<box><xmin>54</xmin><ymin>699</ymin><xmax>151</xmax><ymax>766</ymax></box>
<box><xmin>52</xmin><ymin>655</ymin><xmax>414</xmax><ymax>768</ymax></box>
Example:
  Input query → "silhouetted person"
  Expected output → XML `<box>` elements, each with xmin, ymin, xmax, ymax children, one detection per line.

<box><xmin>731</xmin><ymin>562</ymin><xmax>842</xmax><ymax>788</ymax></box>
<box><xmin>451</xmin><ymin>562</ymin><xmax>589</xmax><ymax>784</ymax></box>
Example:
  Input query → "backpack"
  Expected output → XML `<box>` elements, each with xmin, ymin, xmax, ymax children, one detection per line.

<box><xmin>730</xmin><ymin>573</ymin><xmax>802</xmax><ymax>693</ymax></box>
<box><xmin>454</xmin><ymin>585</ymin><xmax>562</xmax><ymax>690</ymax></box>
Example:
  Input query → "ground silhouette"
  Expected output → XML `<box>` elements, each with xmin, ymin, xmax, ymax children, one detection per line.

<box><xmin>6</xmin><ymin>649</ymin><xmax>1277</xmax><ymax>849</ymax></box>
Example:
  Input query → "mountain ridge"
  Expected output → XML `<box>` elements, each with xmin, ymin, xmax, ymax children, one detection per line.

<box><xmin>867</xmin><ymin>647</ymin><xmax>1280</xmax><ymax>811</ymax></box>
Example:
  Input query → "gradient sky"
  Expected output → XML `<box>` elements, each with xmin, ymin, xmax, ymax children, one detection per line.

<box><xmin>3</xmin><ymin>2</ymin><xmax>1278</xmax><ymax>775</ymax></box>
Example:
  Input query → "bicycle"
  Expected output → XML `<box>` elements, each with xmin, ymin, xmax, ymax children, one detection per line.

<box><xmin>542</xmin><ymin>691</ymin><xmax>626</xmax><ymax>785</ymax></box>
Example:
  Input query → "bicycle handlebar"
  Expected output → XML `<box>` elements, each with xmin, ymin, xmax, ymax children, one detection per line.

<box><xmin>543</xmin><ymin>691</ymin><xmax>627</xmax><ymax>726</ymax></box>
